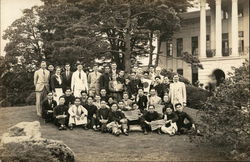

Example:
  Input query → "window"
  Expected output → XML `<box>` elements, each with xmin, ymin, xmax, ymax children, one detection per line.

<box><xmin>166</xmin><ymin>39</ymin><xmax>173</xmax><ymax>56</ymax></box>
<box><xmin>222</xmin><ymin>33</ymin><xmax>229</xmax><ymax>56</ymax></box>
<box><xmin>238</xmin><ymin>7</ymin><xmax>243</xmax><ymax>17</ymax></box>
<box><xmin>222</xmin><ymin>9</ymin><xmax>229</xmax><ymax>19</ymax></box>
<box><xmin>206</xmin><ymin>35</ymin><xmax>210</xmax><ymax>50</ymax></box>
<box><xmin>177</xmin><ymin>69</ymin><xmax>183</xmax><ymax>76</ymax></box>
<box><xmin>239</xmin><ymin>31</ymin><xmax>244</xmax><ymax>52</ymax></box>
<box><xmin>176</xmin><ymin>38</ymin><xmax>183</xmax><ymax>57</ymax></box>
<box><xmin>191</xmin><ymin>36</ymin><xmax>198</xmax><ymax>56</ymax></box>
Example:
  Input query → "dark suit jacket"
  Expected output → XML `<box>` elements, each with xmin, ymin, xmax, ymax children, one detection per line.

<box><xmin>62</xmin><ymin>71</ymin><xmax>73</xmax><ymax>92</ymax></box>
<box><xmin>136</xmin><ymin>95</ymin><xmax>148</xmax><ymax>111</ymax></box>
<box><xmin>50</xmin><ymin>74</ymin><xmax>63</xmax><ymax>92</ymax></box>
<box><xmin>42</xmin><ymin>99</ymin><xmax>57</xmax><ymax>119</ymax></box>
<box><xmin>99</xmin><ymin>73</ymin><xmax>111</xmax><ymax>92</ymax></box>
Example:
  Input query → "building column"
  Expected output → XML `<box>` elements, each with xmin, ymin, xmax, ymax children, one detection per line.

<box><xmin>231</xmin><ymin>0</ymin><xmax>239</xmax><ymax>56</ymax></box>
<box><xmin>215</xmin><ymin>0</ymin><xmax>222</xmax><ymax>57</ymax></box>
<box><xmin>210</xmin><ymin>7</ymin><xmax>216</xmax><ymax>50</ymax></box>
<box><xmin>200</xmin><ymin>0</ymin><xmax>206</xmax><ymax>58</ymax></box>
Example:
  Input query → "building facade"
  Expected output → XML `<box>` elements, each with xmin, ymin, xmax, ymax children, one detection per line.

<box><xmin>158</xmin><ymin>0</ymin><xmax>249</xmax><ymax>86</ymax></box>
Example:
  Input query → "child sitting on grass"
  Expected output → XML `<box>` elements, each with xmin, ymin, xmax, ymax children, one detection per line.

<box><xmin>97</xmin><ymin>100</ymin><xmax>110</xmax><ymax>133</ymax></box>
<box><xmin>68</xmin><ymin>97</ymin><xmax>88</xmax><ymax>130</ymax></box>
<box><xmin>107</xmin><ymin>103</ymin><xmax>129</xmax><ymax>136</ymax></box>
<box><xmin>53</xmin><ymin>96</ymin><xmax>68</xmax><ymax>130</ymax></box>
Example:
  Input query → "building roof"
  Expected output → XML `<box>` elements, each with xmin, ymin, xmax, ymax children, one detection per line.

<box><xmin>179</xmin><ymin>10</ymin><xmax>210</xmax><ymax>19</ymax></box>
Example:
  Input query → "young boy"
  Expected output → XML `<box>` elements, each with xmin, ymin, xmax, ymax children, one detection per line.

<box><xmin>107</xmin><ymin>103</ymin><xmax>129</xmax><ymax>136</ymax></box>
<box><xmin>53</xmin><ymin>96</ymin><xmax>68</xmax><ymax>130</ymax></box>
<box><xmin>68</xmin><ymin>97</ymin><xmax>88</xmax><ymax>130</ymax></box>
<box><xmin>135</xmin><ymin>88</ymin><xmax>148</xmax><ymax>113</ymax></box>
<box><xmin>140</xmin><ymin>105</ymin><xmax>161</xmax><ymax>135</ymax></box>
<box><xmin>42</xmin><ymin>92</ymin><xmax>57</xmax><ymax>123</ymax></box>
<box><xmin>161</xmin><ymin>103</ymin><xmax>178</xmax><ymax>136</ymax></box>
<box><xmin>62</xmin><ymin>88</ymin><xmax>75</xmax><ymax>107</ymax></box>
<box><xmin>96</xmin><ymin>100</ymin><xmax>110</xmax><ymax>132</ymax></box>
<box><xmin>175</xmin><ymin>103</ymin><xmax>196</xmax><ymax>134</ymax></box>
<box><xmin>93</xmin><ymin>95</ymin><xmax>101</xmax><ymax>109</ymax></box>
<box><xmin>100</xmin><ymin>89</ymin><xmax>109</xmax><ymax>102</ymax></box>
<box><xmin>80</xmin><ymin>90</ymin><xmax>88</xmax><ymax>106</ymax></box>
<box><xmin>122</xmin><ymin>92</ymin><xmax>133</xmax><ymax>109</ymax></box>
<box><xmin>85</xmin><ymin>96</ymin><xmax>98</xmax><ymax>130</ymax></box>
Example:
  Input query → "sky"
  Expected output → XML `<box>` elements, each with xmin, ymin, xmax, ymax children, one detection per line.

<box><xmin>0</xmin><ymin>0</ymin><xmax>201</xmax><ymax>57</ymax></box>
<box><xmin>0</xmin><ymin>0</ymin><xmax>43</xmax><ymax>56</ymax></box>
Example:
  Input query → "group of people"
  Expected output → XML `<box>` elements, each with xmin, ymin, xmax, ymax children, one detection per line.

<box><xmin>34</xmin><ymin>61</ymin><xmax>198</xmax><ymax>136</ymax></box>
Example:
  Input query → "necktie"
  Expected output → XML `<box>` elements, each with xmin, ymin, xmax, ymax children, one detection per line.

<box><xmin>79</xmin><ymin>72</ymin><xmax>81</xmax><ymax>79</ymax></box>
<box><xmin>43</xmin><ymin>69</ymin><xmax>45</xmax><ymax>76</ymax></box>
<box><xmin>66</xmin><ymin>71</ymin><xmax>69</xmax><ymax>79</ymax></box>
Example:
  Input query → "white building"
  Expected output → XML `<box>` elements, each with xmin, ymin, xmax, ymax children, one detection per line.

<box><xmin>158</xmin><ymin>0</ymin><xmax>249</xmax><ymax>86</ymax></box>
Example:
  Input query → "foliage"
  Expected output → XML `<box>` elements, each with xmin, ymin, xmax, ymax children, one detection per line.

<box><xmin>186</xmin><ymin>85</ymin><xmax>210</xmax><ymax>109</ymax></box>
<box><xmin>198</xmin><ymin>60</ymin><xmax>250</xmax><ymax>160</ymax></box>
<box><xmin>182</xmin><ymin>51</ymin><xmax>203</xmax><ymax>69</ymax></box>
<box><xmin>161</xmin><ymin>68</ymin><xmax>191</xmax><ymax>85</ymax></box>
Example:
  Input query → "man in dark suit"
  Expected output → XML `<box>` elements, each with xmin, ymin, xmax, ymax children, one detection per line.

<box><xmin>99</xmin><ymin>65</ymin><xmax>111</xmax><ymax>94</ymax></box>
<box><xmin>62</xmin><ymin>63</ymin><xmax>73</xmax><ymax>93</ymax></box>
<box><xmin>42</xmin><ymin>92</ymin><xmax>57</xmax><ymax>123</ymax></box>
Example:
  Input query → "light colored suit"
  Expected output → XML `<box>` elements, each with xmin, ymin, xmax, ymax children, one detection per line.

<box><xmin>88</xmin><ymin>71</ymin><xmax>101</xmax><ymax>93</ymax></box>
<box><xmin>34</xmin><ymin>68</ymin><xmax>50</xmax><ymax>91</ymax></box>
<box><xmin>71</xmin><ymin>70</ymin><xmax>88</xmax><ymax>97</ymax></box>
<box><xmin>34</xmin><ymin>68</ymin><xmax>50</xmax><ymax>116</ymax></box>
<box><xmin>169</xmin><ymin>82</ymin><xmax>186</xmax><ymax>110</ymax></box>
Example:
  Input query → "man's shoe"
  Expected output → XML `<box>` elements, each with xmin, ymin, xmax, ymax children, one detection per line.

<box><xmin>143</xmin><ymin>131</ymin><xmax>148</xmax><ymax>135</ymax></box>
<box><xmin>69</xmin><ymin>126</ymin><xmax>73</xmax><ymax>130</ymax></box>
<box><xmin>157</xmin><ymin>129</ymin><xmax>162</xmax><ymax>135</ymax></box>
<box><xmin>58</xmin><ymin>126</ymin><xmax>63</xmax><ymax>130</ymax></box>
<box><xmin>124</xmin><ymin>131</ymin><xmax>129</xmax><ymax>136</ymax></box>
<box><xmin>83</xmin><ymin>126</ymin><xmax>89</xmax><ymax>130</ymax></box>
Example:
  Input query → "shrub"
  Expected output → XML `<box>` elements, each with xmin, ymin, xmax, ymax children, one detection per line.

<box><xmin>198</xmin><ymin>60</ymin><xmax>250</xmax><ymax>160</ymax></box>
<box><xmin>186</xmin><ymin>85</ymin><xmax>211</xmax><ymax>109</ymax></box>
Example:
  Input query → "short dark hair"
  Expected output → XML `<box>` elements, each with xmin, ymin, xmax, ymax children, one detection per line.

<box><xmin>65</xmin><ymin>63</ymin><xmax>70</xmax><ymax>66</ymax></box>
<box><xmin>65</xmin><ymin>88</ymin><xmax>72</xmax><ymax>91</ymax></box>
<box><xmin>165</xmin><ymin>103</ymin><xmax>173</xmax><ymax>109</ymax></box>
<box><xmin>175</xmin><ymin>103</ymin><xmax>182</xmax><ymax>107</ymax></box>
<box><xmin>59</xmin><ymin>96</ymin><xmax>65</xmax><ymax>100</ymax></box>
<box><xmin>155</xmin><ymin>76</ymin><xmax>161</xmax><ymax>79</ymax></box>
<box><xmin>80</xmin><ymin>90</ymin><xmax>87</xmax><ymax>94</ymax></box>
<box><xmin>87</xmin><ymin>96</ymin><xmax>94</xmax><ymax>100</ymax></box>
<box><xmin>143</xmin><ymin>71</ymin><xmax>149</xmax><ymax>75</ymax></box>
<box><xmin>100</xmin><ymin>100</ymin><xmax>106</xmax><ymax>103</ymax></box>
<box><xmin>75</xmin><ymin>97</ymin><xmax>81</xmax><ymax>101</ymax></box>
<box><xmin>132</xmin><ymin>102</ymin><xmax>138</xmax><ymax>106</ymax></box>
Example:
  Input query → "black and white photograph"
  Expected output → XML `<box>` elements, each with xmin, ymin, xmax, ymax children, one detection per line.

<box><xmin>0</xmin><ymin>0</ymin><xmax>249</xmax><ymax>161</ymax></box>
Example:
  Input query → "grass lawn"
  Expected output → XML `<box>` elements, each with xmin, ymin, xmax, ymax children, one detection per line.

<box><xmin>0</xmin><ymin>106</ymin><xmax>227</xmax><ymax>162</ymax></box>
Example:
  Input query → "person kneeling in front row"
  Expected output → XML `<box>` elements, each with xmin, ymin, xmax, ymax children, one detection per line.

<box><xmin>53</xmin><ymin>96</ymin><xmax>68</xmax><ymax>130</ymax></box>
<box><xmin>175</xmin><ymin>103</ymin><xmax>196</xmax><ymax>135</ymax></box>
<box><xmin>96</xmin><ymin>100</ymin><xmax>110</xmax><ymax>133</ymax></box>
<box><xmin>161</xmin><ymin>103</ymin><xmax>178</xmax><ymax>136</ymax></box>
<box><xmin>140</xmin><ymin>105</ymin><xmax>162</xmax><ymax>135</ymax></box>
<box><xmin>68</xmin><ymin>97</ymin><xmax>88</xmax><ymax>130</ymax></box>
<box><xmin>107</xmin><ymin>103</ymin><xmax>129</xmax><ymax>136</ymax></box>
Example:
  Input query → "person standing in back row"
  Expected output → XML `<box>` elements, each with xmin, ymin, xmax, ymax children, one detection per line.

<box><xmin>62</xmin><ymin>63</ymin><xmax>72</xmax><ymax>93</ymax></box>
<box><xmin>169</xmin><ymin>74</ymin><xmax>186</xmax><ymax>110</ymax></box>
<box><xmin>88</xmin><ymin>64</ymin><xmax>101</xmax><ymax>95</ymax></box>
<box><xmin>71</xmin><ymin>63</ymin><xmax>88</xmax><ymax>97</ymax></box>
<box><xmin>34</xmin><ymin>61</ymin><xmax>50</xmax><ymax>117</ymax></box>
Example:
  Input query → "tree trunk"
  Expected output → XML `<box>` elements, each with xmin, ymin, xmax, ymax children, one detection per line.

<box><xmin>148</xmin><ymin>31</ymin><xmax>154</xmax><ymax>66</ymax></box>
<box><xmin>155</xmin><ymin>35</ymin><xmax>161</xmax><ymax>67</ymax></box>
<box><xmin>124</xmin><ymin>3</ymin><xmax>132</xmax><ymax>73</ymax></box>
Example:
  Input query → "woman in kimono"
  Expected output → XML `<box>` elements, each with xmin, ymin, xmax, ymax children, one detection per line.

<box><xmin>51</xmin><ymin>66</ymin><xmax>64</xmax><ymax>104</ymax></box>
<box><xmin>68</xmin><ymin>97</ymin><xmax>88</xmax><ymax>130</ymax></box>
